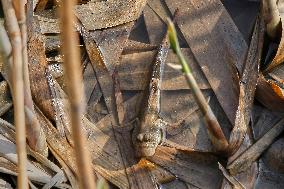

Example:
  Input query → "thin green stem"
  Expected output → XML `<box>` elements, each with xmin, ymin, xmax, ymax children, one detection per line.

<box><xmin>168</xmin><ymin>19</ymin><xmax>229</xmax><ymax>153</ymax></box>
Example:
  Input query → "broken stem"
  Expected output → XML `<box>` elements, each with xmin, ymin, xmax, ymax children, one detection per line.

<box><xmin>218</xmin><ymin>162</ymin><xmax>245</xmax><ymax>189</ymax></box>
<box><xmin>167</xmin><ymin>19</ymin><xmax>229</xmax><ymax>153</ymax></box>
<box><xmin>227</xmin><ymin>117</ymin><xmax>284</xmax><ymax>175</ymax></box>
<box><xmin>1</xmin><ymin>0</ymin><xmax>28</xmax><ymax>188</ymax></box>
<box><xmin>59</xmin><ymin>0</ymin><xmax>96</xmax><ymax>188</ymax></box>
<box><xmin>262</xmin><ymin>0</ymin><xmax>280</xmax><ymax>40</ymax></box>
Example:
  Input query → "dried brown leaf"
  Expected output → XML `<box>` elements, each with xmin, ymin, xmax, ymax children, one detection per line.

<box><xmin>75</xmin><ymin>0</ymin><xmax>147</xmax><ymax>30</ymax></box>
<box><xmin>36</xmin><ymin>0</ymin><xmax>147</xmax><ymax>33</ymax></box>
<box><xmin>123</xmin><ymin>40</ymin><xmax>157</xmax><ymax>54</ymax></box>
<box><xmin>255</xmin><ymin>74</ymin><xmax>284</xmax><ymax>111</ymax></box>
<box><xmin>227</xmin><ymin>117</ymin><xmax>284</xmax><ymax>175</ymax></box>
<box><xmin>148</xmin><ymin>146</ymin><xmax>222</xmax><ymax>189</ymax></box>
<box><xmin>264</xmin><ymin>0</ymin><xmax>284</xmax><ymax>71</ymax></box>
<box><xmin>0</xmin><ymin>81</ymin><xmax>12</xmax><ymax>116</ymax></box>
<box><xmin>227</xmin><ymin>14</ymin><xmax>265</xmax><ymax>155</ymax></box>
<box><xmin>166</xmin><ymin>0</ymin><xmax>247</xmax><ymax>125</ymax></box>
<box><xmin>119</xmin><ymin>49</ymin><xmax>210</xmax><ymax>91</ymax></box>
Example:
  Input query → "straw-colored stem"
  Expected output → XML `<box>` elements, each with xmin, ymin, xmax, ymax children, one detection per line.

<box><xmin>168</xmin><ymin>20</ymin><xmax>229</xmax><ymax>153</ymax></box>
<box><xmin>59</xmin><ymin>0</ymin><xmax>96</xmax><ymax>188</ymax></box>
<box><xmin>16</xmin><ymin>0</ymin><xmax>48</xmax><ymax>156</ymax></box>
<box><xmin>18</xmin><ymin>0</ymin><xmax>32</xmax><ymax>103</ymax></box>
<box><xmin>1</xmin><ymin>0</ymin><xmax>28</xmax><ymax>188</ymax></box>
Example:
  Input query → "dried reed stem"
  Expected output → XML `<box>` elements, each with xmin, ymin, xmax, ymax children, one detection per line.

<box><xmin>1</xmin><ymin>0</ymin><xmax>28</xmax><ymax>188</ymax></box>
<box><xmin>18</xmin><ymin>0</ymin><xmax>31</xmax><ymax>102</ymax></box>
<box><xmin>168</xmin><ymin>19</ymin><xmax>229</xmax><ymax>153</ymax></box>
<box><xmin>59</xmin><ymin>0</ymin><xmax>96</xmax><ymax>188</ymax></box>
<box><xmin>16</xmin><ymin>0</ymin><xmax>48</xmax><ymax>156</ymax></box>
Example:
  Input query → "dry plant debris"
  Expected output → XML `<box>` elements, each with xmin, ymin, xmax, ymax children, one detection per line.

<box><xmin>0</xmin><ymin>0</ymin><xmax>283</xmax><ymax>188</ymax></box>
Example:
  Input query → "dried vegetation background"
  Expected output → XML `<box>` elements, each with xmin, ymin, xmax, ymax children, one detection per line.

<box><xmin>0</xmin><ymin>0</ymin><xmax>283</xmax><ymax>188</ymax></box>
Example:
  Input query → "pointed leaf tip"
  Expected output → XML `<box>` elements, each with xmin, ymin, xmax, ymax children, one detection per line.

<box><xmin>167</xmin><ymin>62</ymin><xmax>183</xmax><ymax>71</ymax></box>
<box><xmin>167</xmin><ymin>18</ymin><xmax>179</xmax><ymax>54</ymax></box>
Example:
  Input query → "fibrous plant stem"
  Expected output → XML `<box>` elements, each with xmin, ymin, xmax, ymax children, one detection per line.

<box><xmin>168</xmin><ymin>19</ymin><xmax>229</xmax><ymax>153</ymax></box>
<box><xmin>1</xmin><ymin>0</ymin><xmax>28</xmax><ymax>188</ymax></box>
<box><xmin>59</xmin><ymin>0</ymin><xmax>96</xmax><ymax>188</ymax></box>
<box><xmin>16</xmin><ymin>0</ymin><xmax>48</xmax><ymax>157</ymax></box>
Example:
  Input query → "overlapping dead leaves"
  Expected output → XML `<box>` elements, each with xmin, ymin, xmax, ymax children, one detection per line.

<box><xmin>0</xmin><ymin>0</ymin><xmax>284</xmax><ymax>188</ymax></box>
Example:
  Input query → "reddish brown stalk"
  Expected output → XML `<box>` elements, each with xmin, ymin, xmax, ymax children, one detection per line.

<box><xmin>35</xmin><ymin>0</ymin><xmax>49</xmax><ymax>11</ymax></box>
<box><xmin>15</xmin><ymin>0</ymin><xmax>48</xmax><ymax>156</ymax></box>
<box><xmin>1</xmin><ymin>0</ymin><xmax>28</xmax><ymax>188</ymax></box>
<box><xmin>184</xmin><ymin>69</ymin><xmax>229</xmax><ymax>153</ymax></box>
<box><xmin>59</xmin><ymin>0</ymin><xmax>96</xmax><ymax>188</ymax></box>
